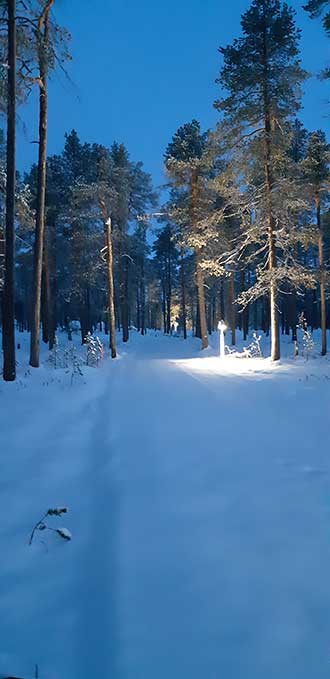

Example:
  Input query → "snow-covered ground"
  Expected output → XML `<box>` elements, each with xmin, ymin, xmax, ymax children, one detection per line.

<box><xmin>1</xmin><ymin>329</ymin><xmax>330</xmax><ymax>679</ymax></box>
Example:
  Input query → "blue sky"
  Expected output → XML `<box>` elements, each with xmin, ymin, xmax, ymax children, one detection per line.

<box><xmin>17</xmin><ymin>0</ymin><xmax>330</xmax><ymax>189</ymax></box>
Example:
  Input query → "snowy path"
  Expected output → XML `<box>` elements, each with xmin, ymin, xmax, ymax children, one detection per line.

<box><xmin>1</xmin><ymin>334</ymin><xmax>330</xmax><ymax>678</ymax></box>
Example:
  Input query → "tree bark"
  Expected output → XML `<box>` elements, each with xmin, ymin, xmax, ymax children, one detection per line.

<box><xmin>191</xmin><ymin>170</ymin><xmax>208</xmax><ymax>349</ymax></box>
<box><xmin>105</xmin><ymin>217</ymin><xmax>116</xmax><ymax>358</ymax></box>
<box><xmin>316</xmin><ymin>192</ymin><xmax>326</xmax><ymax>355</ymax></box>
<box><xmin>266</xmin><ymin>165</ymin><xmax>279</xmax><ymax>359</ymax></box>
<box><xmin>3</xmin><ymin>0</ymin><xmax>16</xmax><ymax>381</ymax></box>
<box><xmin>195</xmin><ymin>289</ymin><xmax>201</xmax><ymax>338</ymax></box>
<box><xmin>30</xmin><ymin>4</ymin><xmax>53</xmax><ymax>367</ymax></box>
<box><xmin>262</xmin><ymin>19</ymin><xmax>280</xmax><ymax>361</ymax></box>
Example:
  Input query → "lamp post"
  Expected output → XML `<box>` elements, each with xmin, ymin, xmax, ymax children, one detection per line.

<box><xmin>218</xmin><ymin>320</ymin><xmax>227</xmax><ymax>359</ymax></box>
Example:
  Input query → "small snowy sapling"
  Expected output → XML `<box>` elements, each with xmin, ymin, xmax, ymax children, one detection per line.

<box><xmin>297</xmin><ymin>313</ymin><xmax>314</xmax><ymax>361</ymax></box>
<box><xmin>86</xmin><ymin>333</ymin><xmax>104</xmax><ymax>367</ymax></box>
<box><xmin>248</xmin><ymin>332</ymin><xmax>263</xmax><ymax>358</ymax></box>
<box><xmin>240</xmin><ymin>333</ymin><xmax>263</xmax><ymax>359</ymax></box>
<box><xmin>48</xmin><ymin>336</ymin><xmax>66</xmax><ymax>370</ymax></box>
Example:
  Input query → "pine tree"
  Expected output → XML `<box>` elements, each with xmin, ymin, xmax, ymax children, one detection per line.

<box><xmin>302</xmin><ymin>130</ymin><xmax>330</xmax><ymax>355</ymax></box>
<box><xmin>215</xmin><ymin>0</ymin><xmax>307</xmax><ymax>360</ymax></box>
<box><xmin>165</xmin><ymin>120</ymin><xmax>210</xmax><ymax>349</ymax></box>
<box><xmin>131</xmin><ymin>220</ymin><xmax>150</xmax><ymax>336</ymax></box>
<box><xmin>286</xmin><ymin>118</ymin><xmax>309</xmax><ymax>340</ymax></box>
<box><xmin>289</xmin><ymin>119</ymin><xmax>308</xmax><ymax>164</ymax></box>
<box><xmin>30</xmin><ymin>0</ymin><xmax>71</xmax><ymax>367</ymax></box>
<box><xmin>109</xmin><ymin>143</ymin><xmax>131</xmax><ymax>342</ymax></box>
<box><xmin>153</xmin><ymin>224</ymin><xmax>178</xmax><ymax>334</ymax></box>
<box><xmin>303</xmin><ymin>0</ymin><xmax>330</xmax><ymax>33</ymax></box>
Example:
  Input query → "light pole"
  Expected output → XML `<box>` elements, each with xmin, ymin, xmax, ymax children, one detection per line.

<box><xmin>218</xmin><ymin>320</ymin><xmax>227</xmax><ymax>359</ymax></box>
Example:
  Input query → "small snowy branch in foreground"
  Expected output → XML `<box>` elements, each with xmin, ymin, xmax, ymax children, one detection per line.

<box><xmin>29</xmin><ymin>507</ymin><xmax>72</xmax><ymax>546</ymax></box>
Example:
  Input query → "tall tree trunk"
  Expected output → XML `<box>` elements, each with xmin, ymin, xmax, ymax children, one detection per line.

<box><xmin>195</xmin><ymin>250</ymin><xmax>208</xmax><ymax>346</ymax></box>
<box><xmin>191</xmin><ymin>170</ymin><xmax>208</xmax><ymax>349</ymax></box>
<box><xmin>316</xmin><ymin>192</ymin><xmax>326</xmax><ymax>355</ymax></box>
<box><xmin>262</xmin><ymin>15</ymin><xmax>280</xmax><ymax>361</ymax></box>
<box><xmin>195</xmin><ymin>290</ymin><xmax>201</xmax><ymax>339</ymax></box>
<box><xmin>180</xmin><ymin>248</ymin><xmax>187</xmax><ymax>339</ymax></box>
<box><xmin>105</xmin><ymin>217</ymin><xmax>116</xmax><ymax>358</ymax></box>
<box><xmin>3</xmin><ymin>0</ymin><xmax>16</xmax><ymax>381</ymax></box>
<box><xmin>30</xmin><ymin>4</ymin><xmax>53</xmax><ymax>367</ymax></box>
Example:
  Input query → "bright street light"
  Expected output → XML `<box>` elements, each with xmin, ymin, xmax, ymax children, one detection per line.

<box><xmin>218</xmin><ymin>320</ymin><xmax>227</xmax><ymax>359</ymax></box>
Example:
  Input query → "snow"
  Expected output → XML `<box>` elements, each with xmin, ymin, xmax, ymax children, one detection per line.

<box><xmin>1</xmin><ymin>329</ymin><xmax>330</xmax><ymax>678</ymax></box>
<box><xmin>56</xmin><ymin>527</ymin><xmax>72</xmax><ymax>541</ymax></box>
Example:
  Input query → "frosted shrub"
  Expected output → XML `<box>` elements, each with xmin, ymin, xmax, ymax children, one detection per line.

<box><xmin>48</xmin><ymin>336</ymin><xmax>64</xmax><ymax>369</ymax></box>
<box><xmin>86</xmin><ymin>333</ymin><xmax>104</xmax><ymax>367</ymax></box>
<box><xmin>49</xmin><ymin>338</ymin><xmax>84</xmax><ymax>383</ymax></box>
<box><xmin>248</xmin><ymin>332</ymin><xmax>263</xmax><ymax>358</ymax></box>
<box><xmin>240</xmin><ymin>332</ymin><xmax>263</xmax><ymax>359</ymax></box>
<box><xmin>297</xmin><ymin>313</ymin><xmax>314</xmax><ymax>361</ymax></box>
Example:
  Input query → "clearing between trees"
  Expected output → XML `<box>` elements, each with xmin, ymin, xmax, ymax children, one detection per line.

<box><xmin>1</xmin><ymin>331</ymin><xmax>330</xmax><ymax>679</ymax></box>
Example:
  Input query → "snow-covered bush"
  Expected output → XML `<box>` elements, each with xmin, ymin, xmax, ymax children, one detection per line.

<box><xmin>248</xmin><ymin>332</ymin><xmax>263</xmax><ymax>358</ymax></box>
<box><xmin>238</xmin><ymin>332</ymin><xmax>263</xmax><ymax>359</ymax></box>
<box><xmin>49</xmin><ymin>337</ymin><xmax>84</xmax><ymax>383</ymax></box>
<box><xmin>297</xmin><ymin>313</ymin><xmax>314</xmax><ymax>361</ymax></box>
<box><xmin>86</xmin><ymin>333</ymin><xmax>104</xmax><ymax>367</ymax></box>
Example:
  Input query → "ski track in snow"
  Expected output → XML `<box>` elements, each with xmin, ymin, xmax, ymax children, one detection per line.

<box><xmin>1</xmin><ymin>332</ymin><xmax>330</xmax><ymax>679</ymax></box>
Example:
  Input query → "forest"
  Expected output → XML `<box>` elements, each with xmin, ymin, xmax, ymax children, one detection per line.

<box><xmin>2</xmin><ymin>2</ymin><xmax>330</xmax><ymax>679</ymax></box>
<box><xmin>1</xmin><ymin>0</ymin><xmax>330</xmax><ymax>379</ymax></box>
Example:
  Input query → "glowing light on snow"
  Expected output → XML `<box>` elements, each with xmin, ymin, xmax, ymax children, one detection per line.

<box><xmin>170</xmin><ymin>355</ymin><xmax>286</xmax><ymax>380</ymax></box>
<box><xmin>218</xmin><ymin>320</ymin><xmax>227</xmax><ymax>359</ymax></box>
